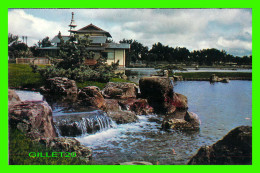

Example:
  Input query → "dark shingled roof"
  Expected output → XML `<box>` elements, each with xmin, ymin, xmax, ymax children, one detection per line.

<box><xmin>76</xmin><ymin>23</ymin><xmax>112</xmax><ymax>37</ymax></box>
<box><xmin>89</xmin><ymin>36</ymin><xmax>107</xmax><ymax>44</ymax></box>
<box><xmin>51</xmin><ymin>35</ymin><xmax>70</xmax><ymax>43</ymax></box>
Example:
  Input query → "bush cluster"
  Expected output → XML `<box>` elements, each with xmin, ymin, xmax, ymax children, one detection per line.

<box><xmin>30</xmin><ymin>33</ymin><xmax>120</xmax><ymax>83</ymax></box>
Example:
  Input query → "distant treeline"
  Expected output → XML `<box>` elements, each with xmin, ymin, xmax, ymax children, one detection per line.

<box><xmin>119</xmin><ymin>39</ymin><xmax>252</xmax><ymax>66</ymax></box>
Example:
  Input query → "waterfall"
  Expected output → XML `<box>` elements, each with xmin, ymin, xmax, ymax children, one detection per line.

<box><xmin>53</xmin><ymin>110</ymin><xmax>117</xmax><ymax>137</ymax></box>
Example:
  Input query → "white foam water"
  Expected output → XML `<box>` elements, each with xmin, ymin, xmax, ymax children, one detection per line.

<box><xmin>15</xmin><ymin>90</ymin><xmax>43</xmax><ymax>101</ymax></box>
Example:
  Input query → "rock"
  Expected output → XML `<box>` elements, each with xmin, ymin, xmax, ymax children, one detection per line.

<box><xmin>173</xmin><ymin>75</ymin><xmax>183</xmax><ymax>81</ymax></box>
<box><xmin>78</xmin><ymin>86</ymin><xmax>105</xmax><ymax>109</ymax></box>
<box><xmin>118</xmin><ymin>161</ymin><xmax>153</xmax><ymax>165</ymax></box>
<box><xmin>221</xmin><ymin>78</ymin><xmax>230</xmax><ymax>83</ymax></box>
<box><xmin>139</xmin><ymin>77</ymin><xmax>175</xmax><ymax>114</ymax></box>
<box><xmin>210</xmin><ymin>74</ymin><xmax>230</xmax><ymax>83</ymax></box>
<box><xmin>8</xmin><ymin>89</ymin><xmax>21</xmax><ymax>103</ymax></box>
<box><xmin>188</xmin><ymin>126</ymin><xmax>252</xmax><ymax>165</ymax></box>
<box><xmin>121</xmin><ymin>74</ymin><xmax>128</xmax><ymax>80</ymax></box>
<box><xmin>36</xmin><ymin>137</ymin><xmax>92</xmax><ymax>162</ymax></box>
<box><xmin>104</xmin><ymin>99</ymin><xmax>121</xmax><ymax>112</ymax></box>
<box><xmin>163</xmin><ymin>70</ymin><xmax>169</xmax><ymax>77</ymax></box>
<box><xmin>106</xmin><ymin>111</ymin><xmax>138</xmax><ymax>124</ymax></box>
<box><xmin>104</xmin><ymin>98</ymin><xmax>153</xmax><ymax>115</ymax></box>
<box><xmin>102</xmin><ymin>82</ymin><xmax>138</xmax><ymax>99</ymax></box>
<box><xmin>173</xmin><ymin>93</ymin><xmax>188</xmax><ymax>110</ymax></box>
<box><xmin>43</xmin><ymin>77</ymin><xmax>78</xmax><ymax>96</ymax></box>
<box><xmin>162</xmin><ymin>111</ymin><xmax>200</xmax><ymax>131</ymax></box>
<box><xmin>184</xmin><ymin>111</ymin><xmax>200</xmax><ymax>128</ymax></box>
<box><xmin>118</xmin><ymin>98</ymin><xmax>154</xmax><ymax>115</ymax></box>
<box><xmin>210</xmin><ymin>74</ymin><xmax>219</xmax><ymax>82</ymax></box>
<box><xmin>8</xmin><ymin>101</ymin><xmax>57</xmax><ymax>139</ymax></box>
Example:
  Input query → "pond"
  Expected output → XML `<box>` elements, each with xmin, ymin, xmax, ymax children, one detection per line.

<box><xmin>76</xmin><ymin>80</ymin><xmax>252</xmax><ymax>165</ymax></box>
<box><xmin>124</xmin><ymin>68</ymin><xmax>252</xmax><ymax>83</ymax></box>
<box><xmin>15</xmin><ymin>80</ymin><xmax>252</xmax><ymax>165</ymax></box>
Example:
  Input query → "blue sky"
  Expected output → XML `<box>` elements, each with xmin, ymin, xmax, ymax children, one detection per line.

<box><xmin>8</xmin><ymin>8</ymin><xmax>252</xmax><ymax>56</ymax></box>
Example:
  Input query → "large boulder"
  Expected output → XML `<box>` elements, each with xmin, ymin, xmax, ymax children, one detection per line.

<box><xmin>173</xmin><ymin>93</ymin><xmax>188</xmax><ymax>110</ymax></box>
<box><xmin>162</xmin><ymin>111</ymin><xmax>200</xmax><ymax>131</ymax></box>
<box><xmin>8</xmin><ymin>89</ymin><xmax>21</xmax><ymax>103</ymax></box>
<box><xmin>43</xmin><ymin>77</ymin><xmax>78</xmax><ymax>96</ymax></box>
<box><xmin>188</xmin><ymin>126</ymin><xmax>252</xmax><ymax>165</ymax></box>
<box><xmin>102</xmin><ymin>82</ymin><xmax>138</xmax><ymax>99</ymax></box>
<box><xmin>139</xmin><ymin>77</ymin><xmax>175</xmax><ymax>114</ymax></box>
<box><xmin>104</xmin><ymin>98</ymin><xmax>153</xmax><ymax>116</ymax></box>
<box><xmin>8</xmin><ymin>101</ymin><xmax>57</xmax><ymax>139</ymax></box>
<box><xmin>104</xmin><ymin>99</ymin><xmax>121</xmax><ymax>112</ymax></box>
<box><xmin>78</xmin><ymin>86</ymin><xmax>105</xmax><ymax>109</ymax></box>
<box><xmin>106</xmin><ymin>111</ymin><xmax>138</xmax><ymax>124</ymax></box>
<box><xmin>36</xmin><ymin>137</ymin><xmax>92</xmax><ymax>163</ymax></box>
<box><xmin>118</xmin><ymin>98</ymin><xmax>154</xmax><ymax>115</ymax></box>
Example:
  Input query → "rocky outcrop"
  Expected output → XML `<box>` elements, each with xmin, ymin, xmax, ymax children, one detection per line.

<box><xmin>188</xmin><ymin>126</ymin><xmax>252</xmax><ymax>165</ymax></box>
<box><xmin>8</xmin><ymin>89</ymin><xmax>21</xmax><ymax>103</ymax></box>
<box><xmin>162</xmin><ymin>111</ymin><xmax>200</xmax><ymax>131</ymax></box>
<box><xmin>104</xmin><ymin>99</ymin><xmax>121</xmax><ymax>112</ymax></box>
<box><xmin>36</xmin><ymin>137</ymin><xmax>92</xmax><ymax>162</ymax></box>
<box><xmin>78</xmin><ymin>86</ymin><xmax>105</xmax><ymax>109</ymax></box>
<box><xmin>210</xmin><ymin>74</ymin><xmax>230</xmax><ymax>83</ymax></box>
<box><xmin>104</xmin><ymin>98</ymin><xmax>153</xmax><ymax>115</ymax></box>
<box><xmin>8</xmin><ymin>101</ymin><xmax>57</xmax><ymax>139</ymax></box>
<box><xmin>102</xmin><ymin>82</ymin><xmax>138</xmax><ymax>99</ymax></box>
<box><xmin>106</xmin><ymin>111</ymin><xmax>138</xmax><ymax>124</ymax></box>
<box><xmin>172</xmin><ymin>75</ymin><xmax>183</xmax><ymax>81</ymax></box>
<box><xmin>173</xmin><ymin>93</ymin><xmax>188</xmax><ymax>110</ymax></box>
<box><xmin>42</xmin><ymin>77</ymin><xmax>78</xmax><ymax>96</ymax></box>
<box><xmin>118</xmin><ymin>99</ymin><xmax>154</xmax><ymax>115</ymax></box>
<box><xmin>139</xmin><ymin>77</ymin><xmax>175</xmax><ymax>114</ymax></box>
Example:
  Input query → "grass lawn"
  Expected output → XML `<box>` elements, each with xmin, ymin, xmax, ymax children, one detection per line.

<box><xmin>8</xmin><ymin>64</ymin><xmax>135</xmax><ymax>89</ymax></box>
<box><xmin>8</xmin><ymin>64</ymin><xmax>45</xmax><ymax>88</ymax></box>
<box><xmin>174</xmin><ymin>72</ymin><xmax>252</xmax><ymax>79</ymax></box>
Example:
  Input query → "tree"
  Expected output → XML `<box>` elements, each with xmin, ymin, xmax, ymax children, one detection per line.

<box><xmin>120</xmin><ymin>39</ymin><xmax>148</xmax><ymax>65</ymax></box>
<box><xmin>8</xmin><ymin>33</ymin><xmax>19</xmax><ymax>44</ymax></box>
<box><xmin>8</xmin><ymin>39</ymin><xmax>32</xmax><ymax>59</ymax></box>
<box><xmin>32</xmin><ymin>32</ymin><xmax>119</xmax><ymax>82</ymax></box>
<box><xmin>39</xmin><ymin>37</ymin><xmax>52</xmax><ymax>47</ymax></box>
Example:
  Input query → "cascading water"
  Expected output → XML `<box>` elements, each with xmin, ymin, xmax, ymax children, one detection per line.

<box><xmin>53</xmin><ymin>110</ymin><xmax>117</xmax><ymax>137</ymax></box>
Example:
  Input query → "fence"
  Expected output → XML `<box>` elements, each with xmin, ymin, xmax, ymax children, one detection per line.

<box><xmin>16</xmin><ymin>58</ymin><xmax>51</xmax><ymax>65</ymax></box>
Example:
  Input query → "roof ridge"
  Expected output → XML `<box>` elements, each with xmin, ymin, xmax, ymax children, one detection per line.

<box><xmin>77</xmin><ymin>23</ymin><xmax>106</xmax><ymax>32</ymax></box>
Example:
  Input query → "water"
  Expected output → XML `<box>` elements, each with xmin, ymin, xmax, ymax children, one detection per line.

<box><xmin>15</xmin><ymin>90</ymin><xmax>43</xmax><ymax>101</ymax></box>
<box><xmin>14</xmin><ymin>80</ymin><xmax>252</xmax><ymax>165</ymax></box>
<box><xmin>54</xmin><ymin>111</ymin><xmax>117</xmax><ymax>136</ymax></box>
<box><xmin>76</xmin><ymin>80</ymin><xmax>252</xmax><ymax>165</ymax></box>
<box><xmin>124</xmin><ymin>68</ymin><xmax>252</xmax><ymax>83</ymax></box>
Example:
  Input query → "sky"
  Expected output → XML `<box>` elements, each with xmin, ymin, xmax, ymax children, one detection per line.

<box><xmin>8</xmin><ymin>8</ymin><xmax>252</xmax><ymax>56</ymax></box>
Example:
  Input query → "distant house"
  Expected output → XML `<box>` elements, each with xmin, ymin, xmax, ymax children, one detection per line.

<box><xmin>39</xmin><ymin>13</ymin><xmax>130</xmax><ymax>67</ymax></box>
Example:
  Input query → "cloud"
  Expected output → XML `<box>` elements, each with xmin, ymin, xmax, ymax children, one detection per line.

<box><xmin>8</xmin><ymin>9</ymin><xmax>67</xmax><ymax>46</ymax></box>
<box><xmin>8</xmin><ymin>8</ymin><xmax>252</xmax><ymax>56</ymax></box>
